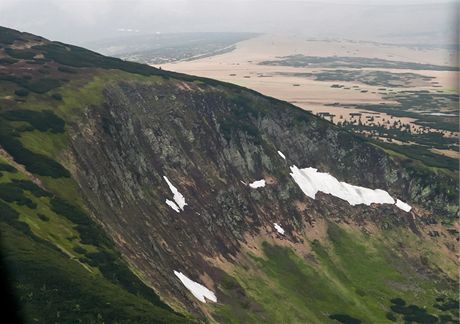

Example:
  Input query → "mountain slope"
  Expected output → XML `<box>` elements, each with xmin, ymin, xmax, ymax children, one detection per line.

<box><xmin>0</xmin><ymin>26</ymin><xmax>458</xmax><ymax>323</ymax></box>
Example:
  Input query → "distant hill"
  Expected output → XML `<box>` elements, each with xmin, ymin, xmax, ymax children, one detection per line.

<box><xmin>84</xmin><ymin>32</ymin><xmax>257</xmax><ymax>64</ymax></box>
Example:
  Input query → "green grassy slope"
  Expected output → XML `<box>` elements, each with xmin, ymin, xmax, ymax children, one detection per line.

<box><xmin>1</xmin><ymin>224</ymin><xmax>191</xmax><ymax>323</ymax></box>
<box><xmin>0</xmin><ymin>26</ymin><xmax>196</xmax><ymax>322</ymax></box>
<box><xmin>214</xmin><ymin>224</ymin><xmax>458</xmax><ymax>323</ymax></box>
<box><xmin>0</xmin><ymin>157</ymin><xmax>193</xmax><ymax>323</ymax></box>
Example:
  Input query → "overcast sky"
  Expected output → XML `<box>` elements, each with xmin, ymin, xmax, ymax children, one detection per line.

<box><xmin>0</xmin><ymin>0</ymin><xmax>458</xmax><ymax>45</ymax></box>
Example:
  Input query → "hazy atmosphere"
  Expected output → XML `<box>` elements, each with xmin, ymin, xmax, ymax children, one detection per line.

<box><xmin>1</xmin><ymin>0</ymin><xmax>458</xmax><ymax>45</ymax></box>
<box><xmin>0</xmin><ymin>1</ymin><xmax>459</xmax><ymax>323</ymax></box>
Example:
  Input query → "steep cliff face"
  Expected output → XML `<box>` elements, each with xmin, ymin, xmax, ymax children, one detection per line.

<box><xmin>0</xmin><ymin>27</ymin><xmax>458</xmax><ymax>323</ymax></box>
<box><xmin>69</xmin><ymin>78</ymin><xmax>458</xmax><ymax>317</ymax></box>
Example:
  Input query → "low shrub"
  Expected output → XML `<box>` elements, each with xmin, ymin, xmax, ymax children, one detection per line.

<box><xmin>0</xmin><ymin>183</ymin><xmax>36</xmax><ymax>209</ymax></box>
<box><xmin>0</xmin><ymin>74</ymin><xmax>62</xmax><ymax>94</ymax></box>
<box><xmin>14</xmin><ymin>89</ymin><xmax>29</xmax><ymax>97</ymax></box>
<box><xmin>57</xmin><ymin>66</ymin><xmax>77</xmax><ymax>74</ymax></box>
<box><xmin>5</xmin><ymin>47</ymin><xmax>36</xmax><ymax>60</ymax></box>
<box><xmin>1</xmin><ymin>109</ymin><xmax>65</xmax><ymax>133</ymax></box>
<box><xmin>329</xmin><ymin>314</ymin><xmax>362</xmax><ymax>324</ymax></box>
<box><xmin>0</xmin><ymin>130</ymin><xmax>70</xmax><ymax>178</ymax></box>
<box><xmin>37</xmin><ymin>213</ymin><xmax>50</xmax><ymax>221</ymax></box>
<box><xmin>0</xmin><ymin>163</ymin><xmax>16</xmax><ymax>173</ymax></box>
<box><xmin>50</xmin><ymin>197</ymin><xmax>107</xmax><ymax>247</ymax></box>
<box><xmin>0</xmin><ymin>57</ymin><xmax>18</xmax><ymax>64</ymax></box>
<box><xmin>51</xmin><ymin>93</ymin><xmax>62</xmax><ymax>101</ymax></box>
<box><xmin>11</xmin><ymin>179</ymin><xmax>51</xmax><ymax>197</ymax></box>
<box><xmin>0</xmin><ymin>200</ymin><xmax>35</xmax><ymax>236</ymax></box>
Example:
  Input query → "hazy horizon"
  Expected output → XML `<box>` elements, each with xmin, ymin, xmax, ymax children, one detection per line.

<box><xmin>0</xmin><ymin>0</ymin><xmax>458</xmax><ymax>47</ymax></box>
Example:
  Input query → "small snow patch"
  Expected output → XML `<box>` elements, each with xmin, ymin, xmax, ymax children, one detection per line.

<box><xmin>249</xmin><ymin>179</ymin><xmax>266</xmax><ymax>189</ymax></box>
<box><xmin>395</xmin><ymin>199</ymin><xmax>412</xmax><ymax>212</ymax></box>
<box><xmin>174</xmin><ymin>271</ymin><xmax>217</xmax><ymax>303</ymax></box>
<box><xmin>166</xmin><ymin>199</ymin><xmax>180</xmax><ymax>213</ymax></box>
<box><xmin>163</xmin><ymin>176</ymin><xmax>187</xmax><ymax>211</ymax></box>
<box><xmin>274</xmin><ymin>223</ymin><xmax>285</xmax><ymax>235</ymax></box>
<box><xmin>277</xmin><ymin>151</ymin><xmax>286</xmax><ymax>160</ymax></box>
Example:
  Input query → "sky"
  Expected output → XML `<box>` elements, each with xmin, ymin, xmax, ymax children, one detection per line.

<box><xmin>0</xmin><ymin>0</ymin><xmax>458</xmax><ymax>45</ymax></box>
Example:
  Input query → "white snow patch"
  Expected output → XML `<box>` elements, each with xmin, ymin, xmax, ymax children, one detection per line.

<box><xmin>277</xmin><ymin>151</ymin><xmax>286</xmax><ymax>160</ymax></box>
<box><xmin>427</xmin><ymin>112</ymin><xmax>458</xmax><ymax>116</ymax></box>
<box><xmin>165</xmin><ymin>199</ymin><xmax>180</xmax><ymax>213</ymax></box>
<box><xmin>163</xmin><ymin>176</ymin><xmax>187</xmax><ymax>210</ymax></box>
<box><xmin>173</xmin><ymin>271</ymin><xmax>217</xmax><ymax>303</ymax></box>
<box><xmin>274</xmin><ymin>223</ymin><xmax>285</xmax><ymax>235</ymax></box>
<box><xmin>249</xmin><ymin>179</ymin><xmax>266</xmax><ymax>189</ymax></box>
<box><xmin>395</xmin><ymin>199</ymin><xmax>412</xmax><ymax>212</ymax></box>
<box><xmin>289</xmin><ymin>166</ymin><xmax>400</xmax><ymax>207</ymax></box>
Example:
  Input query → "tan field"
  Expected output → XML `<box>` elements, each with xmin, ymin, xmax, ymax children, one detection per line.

<box><xmin>161</xmin><ymin>34</ymin><xmax>458</xmax><ymax>112</ymax></box>
<box><xmin>161</xmin><ymin>34</ymin><xmax>459</xmax><ymax>157</ymax></box>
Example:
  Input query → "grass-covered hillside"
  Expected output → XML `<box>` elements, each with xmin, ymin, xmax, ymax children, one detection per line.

<box><xmin>0</xmin><ymin>26</ymin><xmax>458</xmax><ymax>323</ymax></box>
<box><xmin>0</xmin><ymin>26</ymin><xmax>195</xmax><ymax>323</ymax></box>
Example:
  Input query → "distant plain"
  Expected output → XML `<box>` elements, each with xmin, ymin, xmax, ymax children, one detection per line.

<box><xmin>160</xmin><ymin>34</ymin><xmax>459</xmax><ymax>168</ymax></box>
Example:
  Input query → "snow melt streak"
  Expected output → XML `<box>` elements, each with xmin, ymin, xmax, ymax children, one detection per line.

<box><xmin>174</xmin><ymin>271</ymin><xmax>217</xmax><ymax>303</ymax></box>
<box><xmin>163</xmin><ymin>176</ymin><xmax>187</xmax><ymax>210</ymax></box>
<box><xmin>290</xmin><ymin>166</ymin><xmax>411</xmax><ymax>212</ymax></box>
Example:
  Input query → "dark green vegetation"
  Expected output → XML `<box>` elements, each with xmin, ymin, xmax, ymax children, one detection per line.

<box><xmin>329</xmin><ymin>314</ymin><xmax>362</xmax><ymax>324</ymax></box>
<box><xmin>278</xmin><ymin>70</ymin><xmax>435</xmax><ymax>88</ymax></box>
<box><xmin>0</xmin><ymin>112</ymin><xmax>70</xmax><ymax>177</ymax></box>
<box><xmin>14</xmin><ymin>88</ymin><xmax>29</xmax><ymax>97</ymax></box>
<box><xmin>1</xmin><ymin>225</ymin><xmax>191</xmax><ymax>323</ymax></box>
<box><xmin>0</xmin><ymin>25</ymin><xmax>458</xmax><ymax>323</ymax></box>
<box><xmin>336</xmin><ymin>121</ymin><xmax>458</xmax><ymax>170</ymax></box>
<box><xmin>0</xmin><ymin>74</ymin><xmax>63</xmax><ymax>94</ymax></box>
<box><xmin>332</xmin><ymin>90</ymin><xmax>459</xmax><ymax>170</ymax></box>
<box><xmin>260</xmin><ymin>55</ymin><xmax>459</xmax><ymax>71</ymax></box>
<box><xmin>2</xmin><ymin>109</ymin><xmax>65</xmax><ymax>133</ymax></box>
<box><xmin>0</xmin><ymin>182</ymin><xmax>37</xmax><ymax>208</ymax></box>
<box><xmin>316</xmin><ymin>70</ymin><xmax>433</xmax><ymax>88</ymax></box>
<box><xmin>360</xmin><ymin>91</ymin><xmax>459</xmax><ymax>132</ymax></box>
<box><xmin>0</xmin><ymin>162</ymin><xmax>16</xmax><ymax>173</ymax></box>
<box><xmin>0</xmin><ymin>162</ymin><xmax>189</xmax><ymax>322</ymax></box>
